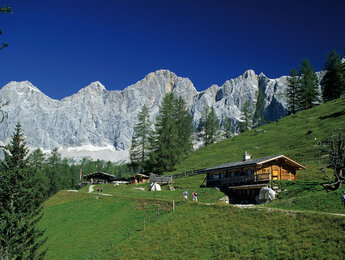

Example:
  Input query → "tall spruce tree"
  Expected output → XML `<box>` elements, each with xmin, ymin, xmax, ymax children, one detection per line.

<box><xmin>321</xmin><ymin>50</ymin><xmax>345</xmax><ymax>102</ymax></box>
<box><xmin>0</xmin><ymin>122</ymin><xmax>47</xmax><ymax>259</ymax></box>
<box><xmin>200</xmin><ymin>105</ymin><xmax>219</xmax><ymax>146</ymax></box>
<box><xmin>129</xmin><ymin>105</ymin><xmax>152</xmax><ymax>172</ymax></box>
<box><xmin>297</xmin><ymin>59</ymin><xmax>320</xmax><ymax>110</ymax></box>
<box><xmin>286</xmin><ymin>68</ymin><xmax>299</xmax><ymax>114</ymax></box>
<box><xmin>253</xmin><ymin>89</ymin><xmax>266</xmax><ymax>126</ymax></box>
<box><xmin>47</xmin><ymin>148</ymin><xmax>62</xmax><ymax>195</ymax></box>
<box><xmin>149</xmin><ymin>93</ymin><xmax>179</xmax><ymax>173</ymax></box>
<box><xmin>173</xmin><ymin>96</ymin><xmax>194</xmax><ymax>157</ymax></box>
<box><xmin>27</xmin><ymin>148</ymin><xmax>50</xmax><ymax>201</ymax></box>
<box><xmin>148</xmin><ymin>93</ymin><xmax>194</xmax><ymax>173</ymax></box>
<box><xmin>239</xmin><ymin>100</ymin><xmax>253</xmax><ymax>132</ymax></box>
<box><xmin>222</xmin><ymin>117</ymin><xmax>233</xmax><ymax>139</ymax></box>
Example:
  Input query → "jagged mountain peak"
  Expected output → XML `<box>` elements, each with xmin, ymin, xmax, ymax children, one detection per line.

<box><xmin>0</xmin><ymin>68</ymin><xmax>315</xmax><ymax>162</ymax></box>
<box><xmin>79</xmin><ymin>81</ymin><xmax>106</xmax><ymax>93</ymax></box>
<box><xmin>3</xmin><ymin>80</ymin><xmax>42</xmax><ymax>94</ymax></box>
<box><xmin>242</xmin><ymin>69</ymin><xmax>257</xmax><ymax>80</ymax></box>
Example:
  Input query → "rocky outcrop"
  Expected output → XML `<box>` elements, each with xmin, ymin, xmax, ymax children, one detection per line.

<box><xmin>0</xmin><ymin>69</ymin><xmax>321</xmax><ymax>161</ymax></box>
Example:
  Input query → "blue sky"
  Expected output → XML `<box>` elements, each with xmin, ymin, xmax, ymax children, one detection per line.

<box><xmin>0</xmin><ymin>0</ymin><xmax>344</xmax><ymax>100</ymax></box>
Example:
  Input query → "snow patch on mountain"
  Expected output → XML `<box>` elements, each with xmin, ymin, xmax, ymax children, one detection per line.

<box><xmin>0</xmin><ymin>69</ymin><xmax>324</xmax><ymax>162</ymax></box>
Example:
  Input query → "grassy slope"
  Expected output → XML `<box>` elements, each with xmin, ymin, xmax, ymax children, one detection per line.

<box><xmin>39</xmin><ymin>98</ymin><xmax>345</xmax><ymax>259</ymax></box>
<box><xmin>263</xmin><ymin>180</ymin><xmax>345</xmax><ymax>214</ymax></box>
<box><xmin>110</xmin><ymin>203</ymin><xmax>345</xmax><ymax>259</ymax></box>
<box><xmin>78</xmin><ymin>175</ymin><xmax>224</xmax><ymax>203</ymax></box>
<box><xmin>40</xmin><ymin>175</ymin><xmax>225</xmax><ymax>259</ymax></box>
<box><xmin>40</xmin><ymin>191</ymin><xmax>173</xmax><ymax>259</ymax></box>
<box><xmin>40</xmin><ymin>190</ymin><xmax>345</xmax><ymax>259</ymax></box>
<box><xmin>172</xmin><ymin>97</ymin><xmax>345</xmax><ymax>180</ymax></box>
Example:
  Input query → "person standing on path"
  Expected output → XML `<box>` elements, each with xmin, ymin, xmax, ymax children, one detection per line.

<box><xmin>342</xmin><ymin>191</ymin><xmax>345</xmax><ymax>207</ymax></box>
<box><xmin>183</xmin><ymin>190</ymin><xmax>188</xmax><ymax>200</ymax></box>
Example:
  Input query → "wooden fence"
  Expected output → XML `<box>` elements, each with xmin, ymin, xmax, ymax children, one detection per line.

<box><xmin>149</xmin><ymin>168</ymin><xmax>207</xmax><ymax>183</ymax></box>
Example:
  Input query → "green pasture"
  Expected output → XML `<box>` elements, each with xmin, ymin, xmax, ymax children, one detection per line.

<box><xmin>39</xmin><ymin>98</ymin><xmax>345</xmax><ymax>259</ymax></box>
<box><xmin>171</xmin><ymin>97</ymin><xmax>345</xmax><ymax>181</ymax></box>
<box><xmin>263</xmin><ymin>180</ymin><xmax>345</xmax><ymax>214</ymax></box>
<box><xmin>40</xmin><ymin>191</ymin><xmax>172</xmax><ymax>259</ymax></box>
<box><xmin>109</xmin><ymin>203</ymin><xmax>345</xmax><ymax>259</ymax></box>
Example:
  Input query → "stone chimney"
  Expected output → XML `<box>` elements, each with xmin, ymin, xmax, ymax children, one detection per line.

<box><xmin>243</xmin><ymin>151</ymin><xmax>251</xmax><ymax>161</ymax></box>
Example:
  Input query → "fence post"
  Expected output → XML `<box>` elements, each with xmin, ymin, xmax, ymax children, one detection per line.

<box><xmin>173</xmin><ymin>200</ymin><xmax>175</xmax><ymax>212</ymax></box>
<box><xmin>144</xmin><ymin>219</ymin><xmax>146</xmax><ymax>231</ymax></box>
<box><xmin>127</xmin><ymin>227</ymin><xmax>130</xmax><ymax>239</ymax></box>
<box><xmin>110</xmin><ymin>239</ymin><xmax>112</xmax><ymax>249</ymax></box>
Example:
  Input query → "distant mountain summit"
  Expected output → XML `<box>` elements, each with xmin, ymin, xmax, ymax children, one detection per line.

<box><xmin>0</xmin><ymin>69</ymin><xmax>320</xmax><ymax>161</ymax></box>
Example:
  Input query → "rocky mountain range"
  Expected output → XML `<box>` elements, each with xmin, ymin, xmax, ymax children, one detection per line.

<box><xmin>0</xmin><ymin>69</ymin><xmax>323</xmax><ymax>162</ymax></box>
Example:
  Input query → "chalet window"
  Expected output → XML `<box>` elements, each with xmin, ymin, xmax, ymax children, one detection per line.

<box><xmin>262</xmin><ymin>168</ymin><xmax>271</xmax><ymax>174</ymax></box>
<box><xmin>220</xmin><ymin>172</ymin><xmax>224</xmax><ymax>179</ymax></box>
<box><xmin>231</xmin><ymin>171</ymin><xmax>235</xmax><ymax>177</ymax></box>
<box><xmin>247</xmin><ymin>169</ymin><xmax>253</xmax><ymax>175</ymax></box>
<box><xmin>212</xmin><ymin>174</ymin><xmax>219</xmax><ymax>180</ymax></box>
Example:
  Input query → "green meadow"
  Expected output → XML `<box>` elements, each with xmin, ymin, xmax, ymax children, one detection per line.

<box><xmin>171</xmin><ymin>97</ymin><xmax>345</xmax><ymax>181</ymax></box>
<box><xmin>40</xmin><ymin>188</ymin><xmax>345</xmax><ymax>259</ymax></box>
<box><xmin>39</xmin><ymin>98</ymin><xmax>345</xmax><ymax>259</ymax></box>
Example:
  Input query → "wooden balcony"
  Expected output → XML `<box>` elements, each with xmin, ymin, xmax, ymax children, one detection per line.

<box><xmin>207</xmin><ymin>173</ymin><xmax>270</xmax><ymax>187</ymax></box>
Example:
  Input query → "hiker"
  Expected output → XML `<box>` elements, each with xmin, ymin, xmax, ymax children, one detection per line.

<box><xmin>342</xmin><ymin>191</ymin><xmax>345</xmax><ymax>207</ymax></box>
<box><xmin>183</xmin><ymin>190</ymin><xmax>188</xmax><ymax>200</ymax></box>
<box><xmin>193</xmin><ymin>192</ymin><xmax>198</xmax><ymax>202</ymax></box>
<box><xmin>97</xmin><ymin>187</ymin><xmax>100</xmax><ymax>193</ymax></box>
<box><xmin>100</xmin><ymin>187</ymin><xmax>103</xmax><ymax>194</ymax></box>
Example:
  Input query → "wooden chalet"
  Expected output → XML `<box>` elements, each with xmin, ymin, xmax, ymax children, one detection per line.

<box><xmin>129</xmin><ymin>173</ymin><xmax>149</xmax><ymax>184</ymax></box>
<box><xmin>204</xmin><ymin>154</ymin><xmax>306</xmax><ymax>203</ymax></box>
<box><xmin>85</xmin><ymin>171</ymin><xmax>116</xmax><ymax>184</ymax></box>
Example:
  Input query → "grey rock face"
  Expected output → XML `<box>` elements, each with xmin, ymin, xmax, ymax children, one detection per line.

<box><xmin>0</xmin><ymin>69</ymin><xmax>322</xmax><ymax>161</ymax></box>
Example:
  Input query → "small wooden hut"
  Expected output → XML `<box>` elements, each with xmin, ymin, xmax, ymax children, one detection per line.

<box><xmin>129</xmin><ymin>173</ymin><xmax>149</xmax><ymax>184</ymax></box>
<box><xmin>205</xmin><ymin>154</ymin><xmax>306</xmax><ymax>188</ymax></box>
<box><xmin>204</xmin><ymin>154</ymin><xmax>306</xmax><ymax>203</ymax></box>
<box><xmin>85</xmin><ymin>171</ymin><xmax>116</xmax><ymax>184</ymax></box>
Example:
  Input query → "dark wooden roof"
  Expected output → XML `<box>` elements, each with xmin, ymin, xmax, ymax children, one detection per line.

<box><xmin>84</xmin><ymin>171</ymin><xmax>116</xmax><ymax>180</ymax></box>
<box><xmin>203</xmin><ymin>155</ymin><xmax>306</xmax><ymax>172</ymax></box>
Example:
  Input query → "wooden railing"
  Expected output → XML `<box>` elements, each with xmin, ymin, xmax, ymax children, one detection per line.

<box><xmin>149</xmin><ymin>168</ymin><xmax>208</xmax><ymax>183</ymax></box>
<box><xmin>149</xmin><ymin>175</ymin><xmax>173</xmax><ymax>184</ymax></box>
<box><xmin>207</xmin><ymin>173</ymin><xmax>270</xmax><ymax>186</ymax></box>
<box><xmin>149</xmin><ymin>170</ymin><xmax>270</xmax><ymax>186</ymax></box>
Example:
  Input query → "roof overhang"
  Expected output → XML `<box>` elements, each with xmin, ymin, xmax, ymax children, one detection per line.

<box><xmin>257</xmin><ymin>155</ymin><xmax>306</xmax><ymax>170</ymax></box>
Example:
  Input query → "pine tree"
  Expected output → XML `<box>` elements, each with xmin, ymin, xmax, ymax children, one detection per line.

<box><xmin>129</xmin><ymin>105</ymin><xmax>152</xmax><ymax>172</ymax></box>
<box><xmin>149</xmin><ymin>93</ymin><xmax>179</xmax><ymax>173</ymax></box>
<box><xmin>200</xmin><ymin>105</ymin><xmax>219</xmax><ymax>146</ymax></box>
<box><xmin>0</xmin><ymin>123</ymin><xmax>47</xmax><ymax>259</ymax></box>
<box><xmin>253</xmin><ymin>89</ymin><xmax>266</xmax><ymax>126</ymax></box>
<box><xmin>297</xmin><ymin>59</ymin><xmax>320</xmax><ymax>110</ymax></box>
<box><xmin>239</xmin><ymin>100</ymin><xmax>253</xmax><ymax>132</ymax></box>
<box><xmin>28</xmin><ymin>148</ymin><xmax>46</xmax><ymax>170</ymax></box>
<box><xmin>286</xmin><ymin>68</ymin><xmax>299</xmax><ymax>114</ymax></box>
<box><xmin>173</xmin><ymin>96</ymin><xmax>194</xmax><ymax>157</ymax></box>
<box><xmin>223</xmin><ymin>117</ymin><xmax>233</xmax><ymax>139</ymax></box>
<box><xmin>27</xmin><ymin>148</ymin><xmax>50</xmax><ymax>201</ymax></box>
<box><xmin>2</xmin><ymin>122</ymin><xmax>29</xmax><ymax>170</ymax></box>
<box><xmin>321</xmin><ymin>50</ymin><xmax>345</xmax><ymax>102</ymax></box>
<box><xmin>47</xmin><ymin>147</ymin><xmax>62</xmax><ymax>195</ymax></box>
